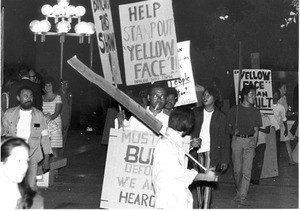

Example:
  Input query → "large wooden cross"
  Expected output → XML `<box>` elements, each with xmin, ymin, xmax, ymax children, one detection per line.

<box><xmin>67</xmin><ymin>56</ymin><xmax>207</xmax><ymax>172</ymax></box>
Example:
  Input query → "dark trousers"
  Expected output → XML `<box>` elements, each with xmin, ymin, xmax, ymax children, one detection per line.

<box><xmin>275</xmin><ymin>129</ymin><xmax>281</xmax><ymax>166</ymax></box>
<box><xmin>251</xmin><ymin>143</ymin><xmax>266</xmax><ymax>180</ymax></box>
<box><xmin>290</xmin><ymin>117</ymin><xmax>298</xmax><ymax>136</ymax></box>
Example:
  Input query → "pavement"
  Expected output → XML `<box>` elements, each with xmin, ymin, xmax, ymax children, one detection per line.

<box><xmin>39</xmin><ymin>130</ymin><xmax>299</xmax><ymax>209</ymax></box>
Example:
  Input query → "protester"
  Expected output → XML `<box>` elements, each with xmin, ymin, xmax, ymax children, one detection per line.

<box><xmin>152</xmin><ymin>107</ymin><xmax>217</xmax><ymax>209</ymax></box>
<box><xmin>2</xmin><ymin>86</ymin><xmax>52</xmax><ymax>190</ymax></box>
<box><xmin>227</xmin><ymin>84</ymin><xmax>262</xmax><ymax>206</ymax></box>
<box><xmin>138</xmin><ymin>89</ymin><xmax>149</xmax><ymax>108</ymax></box>
<box><xmin>42</xmin><ymin>78</ymin><xmax>63</xmax><ymax>158</ymax></box>
<box><xmin>277</xmin><ymin>82</ymin><xmax>296</xmax><ymax>165</ymax></box>
<box><xmin>163</xmin><ymin>87</ymin><xmax>178</xmax><ymax>116</ymax></box>
<box><xmin>59</xmin><ymin>79</ymin><xmax>72</xmax><ymax>152</ymax></box>
<box><xmin>272</xmin><ymin>89</ymin><xmax>296</xmax><ymax>165</ymax></box>
<box><xmin>189</xmin><ymin>86</ymin><xmax>230</xmax><ymax>208</ymax></box>
<box><xmin>28</xmin><ymin>69</ymin><xmax>37</xmax><ymax>83</ymax></box>
<box><xmin>1</xmin><ymin>78</ymin><xmax>17</xmax><ymax>112</ymax></box>
<box><xmin>250</xmin><ymin>112</ymin><xmax>271</xmax><ymax>185</ymax></box>
<box><xmin>8</xmin><ymin>65</ymin><xmax>43</xmax><ymax>111</ymax></box>
<box><xmin>0</xmin><ymin>136</ymin><xmax>44</xmax><ymax>209</ymax></box>
<box><xmin>116</xmin><ymin>81</ymin><xmax>169</xmax><ymax>133</ymax></box>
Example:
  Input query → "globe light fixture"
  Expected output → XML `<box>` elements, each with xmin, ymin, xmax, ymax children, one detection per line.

<box><xmin>29</xmin><ymin>0</ymin><xmax>95</xmax><ymax>79</ymax></box>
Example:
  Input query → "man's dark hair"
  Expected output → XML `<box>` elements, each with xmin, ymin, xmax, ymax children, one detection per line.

<box><xmin>276</xmin><ymin>81</ymin><xmax>286</xmax><ymax>91</ymax></box>
<box><xmin>241</xmin><ymin>84</ymin><xmax>256</xmax><ymax>102</ymax></box>
<box><xmin>205</xmin><ymin>86</ymin><xmax>222</xmax><ymax>108</ymax></box>
<box><xmin>18</xmin><ymin>65</ymin><xmax>30</xmax><ymax>79</ymax></box>
<box><xmin>168</xmin><ymin>107</ymin><xmax>195</xmax><ymax>137</ymax></box>
<box><xmin>148</xmin><ymin>81</ymin><xmax>168</xmax><ymax>95</ymax></box>
<box><xmin>167</xmin><ymin>87</ymin><xmax>178</xmax><ymax>99</ymax></box>
<box><xmin>17</xmin><ymin>86</ymin><xmax>33</xmax><ymax>96</ymax></box>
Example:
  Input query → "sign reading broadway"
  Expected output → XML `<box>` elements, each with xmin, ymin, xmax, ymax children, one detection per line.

<box><xmin>119</xmin><ymin>0</ymin><xmax>180</xmax><ymax>85</ymax></box>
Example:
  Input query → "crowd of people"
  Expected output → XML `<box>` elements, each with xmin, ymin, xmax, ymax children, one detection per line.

<box><xmin>1</xmin><ymin>65</ymin><xmax>72</xmax><ymax>208</ymax></box>
<box><xmin>116</xmin><ymin>80</ymin><xmax>298</xmax><ymax>209</ymax></box>
<box><xmin>0</xmin><ymin>65</ymin><xmax>298</xmax><ymax>209</ymax></box>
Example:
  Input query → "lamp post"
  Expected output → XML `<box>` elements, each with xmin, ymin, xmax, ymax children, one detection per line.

<box><xmin>29</xmin><ymin>0</ymin><xmax>95</xmax><ymax>79</ymax></box>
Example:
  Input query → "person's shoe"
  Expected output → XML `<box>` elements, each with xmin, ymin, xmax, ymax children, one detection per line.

<box><xmin>289</xmin><ymin>160</ymin><xmax>297</xmax><ymax>166</ymax></box>
<box><xmin>239</xmin><ymin>199</ymin><xmax>251</xmax><ymax>206</ymax></box>
<box><xmin>250</xmin><ymin>179</ymin><xmax>260</xmax><ymax>185</ymax></box>
<box><xmin>232</xmin><ymin>194</ymin><xmax>241</xmax><ymax>202</ymax></box>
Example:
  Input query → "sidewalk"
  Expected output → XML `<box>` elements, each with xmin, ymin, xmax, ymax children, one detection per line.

<box><xmin>39</xmin><ymin>130</ymin><xmax>298</xmax><ymax>209</ymax></box>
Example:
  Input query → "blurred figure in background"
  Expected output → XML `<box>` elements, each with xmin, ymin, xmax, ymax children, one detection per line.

<box><xmin>9</xmin><ymin>65</ymin><xmax>43</xmax><ymax>111</ymax></box>
<box><xmin>277</xmin><ymin>82</ymin><xmax>296</xmax><ymax>165</ymax></box>
<box><xmin>0</xmin><ymin>136</ymin><xmax>44</xmax><ymax>209</ymax></box>
<box><xmin>163</xmin><ymin>87</ymin><xmax>178</xmax><ymax>116</ymax></box>
<box><xmin>1</xmin><ymin>78</ymin><xmax>17</xmax><ymax>112</ymax></box>
<box><xmin>42</xmin><ymin>78</ymin><xmax>63</xmax><ymax>158</ymax></box>
<box><xmin>250</xmin><ymin>112</ymin><xmax>271</xmax><ymax>185</ymax></box>
<box><xmin>59</xmin><ymin>79</ymin><xmax>72</xmax><ymax>154</ymax></box>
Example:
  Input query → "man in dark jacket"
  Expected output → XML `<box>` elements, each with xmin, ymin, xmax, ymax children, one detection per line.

<box><xmin>189</xmin><ymin>86</ymin><xmax>230</xmax><ymax>209</ymax></box>
<box><xmin>9</xmin><ymin>66</ymin><xmax>43</xmax><ymax>111</ymax></box>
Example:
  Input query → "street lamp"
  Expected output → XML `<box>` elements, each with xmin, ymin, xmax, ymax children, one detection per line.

<box><xmin>29</xmin><ymin>0</ymin><xmax>95</xmax><ymax>79</ymax></box>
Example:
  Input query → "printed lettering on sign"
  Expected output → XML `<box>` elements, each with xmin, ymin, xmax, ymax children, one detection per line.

<box><xmin>119</xmin><ymin>0</ymin><xmax>180</xmax><ymax>85</ymax></box>
<box><xmin>233</xmin><ymin>69</ymin><xmax>273</xmax><ymax>114</ymax></box>
<box><xmin>168</xmin><ymin>41</ymin><xmax>197</xmax><ymax>107</ymax></box>
<box><xmin>91</xmin><ymin>0</ymin><xmax>122</xmax><ymax>84</ymax></box>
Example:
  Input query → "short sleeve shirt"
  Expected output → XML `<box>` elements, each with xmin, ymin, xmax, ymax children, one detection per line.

<box><xmin>227</xmin><ymin>104</ymin><xmax>262</xmax><ymax>135</ymax></box>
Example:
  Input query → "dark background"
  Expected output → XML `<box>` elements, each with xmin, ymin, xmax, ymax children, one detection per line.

<box><xmin>2</xmin><ymin>0</ymin><xmax>298</xmax><ymax>131</ymax></box>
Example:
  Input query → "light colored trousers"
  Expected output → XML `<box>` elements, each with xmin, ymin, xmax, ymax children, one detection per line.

<box><xmin>231</xmin><ymin>136</ymin><xmax>256</xmax><ymax>200</ymax></box>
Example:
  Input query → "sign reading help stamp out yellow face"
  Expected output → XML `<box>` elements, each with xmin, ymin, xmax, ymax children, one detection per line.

<box><xmin>119</xmin><ymin>0</ymin><xmax>180</xmax><ymax>85</ymax></box>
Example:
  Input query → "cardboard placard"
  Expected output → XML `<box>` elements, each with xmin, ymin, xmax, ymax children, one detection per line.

<box><xmin>168</xmin><ymin>41</ymin><xmax>197</xmax><ymax>107</ymax></box>
<box><xmin>90</xmin><ymin>0</ymin><xmax>122</xmax><ymax>84</ymax></box>
<box><xmin>233</xmin><ymin>69</ymin><xmax>273</xmax><ymax>114</ymax></box>
<box><xmin>100</xmin><ymin>129</ymin><xmax>190</xmax><ymax>209</ymax></box>
<box><xmin>119</xmin><ymin>0</ymin><xmax>180</xmax><ymax>85</ymax></box>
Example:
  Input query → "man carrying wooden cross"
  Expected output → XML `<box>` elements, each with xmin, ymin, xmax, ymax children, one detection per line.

<box><xmin>115</xmin><ymin>81</ymin><xmax>169</xmax><ymax>133</ymax></box>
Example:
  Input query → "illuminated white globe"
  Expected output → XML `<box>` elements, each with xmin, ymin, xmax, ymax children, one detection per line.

<box><xmin>57</xmin><ymin>0</ymin><xmax>70</xmax><ymax>8</ymax></box>
<box><xmin>65</xmin><ymin>5</ymin><xmax>75</xmax><ymax>17</ymax></box>
<box><xmin>52</xmin><ymin>4</ymin><xmax>64</xmax><ymax>16</ymax></box>
<box><xmin>86</xmin><ymin>22</ymin><xmax>95</xmax><ymax>34</ymax></box>
<box><xmin>75</xmin><ymin>21</ymin><xmax>87</xmax><ymax>34</ymax></box>
<box><xmin>29</xmin><ymin>20</ymin><xmax>40</xmax><ymax>33</ymax></box>
<box><xmin>74</xmin><ymin>6</ymin><xmax>86</xmax><ymax>17</ymax></box>
<box><xmin>39</xmin><ymin>20</ymin><xmax>51</xmax><ymax>32</ymax></box>
<box><xmin>41</xmin><ymin>4</ymin><xmax>53</xmax><ymax>16</ymax></box>
<box><xmin>56</xmin><ymin>20</ymin><xmax>71</xmax><ymax>33</ymax></box>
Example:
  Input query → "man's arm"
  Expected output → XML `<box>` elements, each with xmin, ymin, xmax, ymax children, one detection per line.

<box><xmin>254</xmin><ymin>127</ymin><xmax>259</xmax><ymax>145</ymax></box>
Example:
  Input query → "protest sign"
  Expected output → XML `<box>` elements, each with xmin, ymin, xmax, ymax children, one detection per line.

<box><xmin>168</xmin><ymin>41</ymin><xmax>197</xmax><ymax>107</ymax></box>
<box><xmin>233</xmin><ymin>69</ymin><xmax>273</xmax><ymax>114</ymax></box>
<box><xmin>119</xmin><ymin>0</ymin><xmax>180</xmax><ymax>85</ymax></box>
<box><xmin>100</xmin><ymin>129</ymin><xmax>190</xmax><ymax>209</ymax></box>
<box><xmin>100</xmin><ymin>129</ymin><xmax>159</xmax><ymax>209</ymax></box>
<box><xmin>91</xmin><ymin>0</ymin><xmax>122</xmax><ymax>84</ymax></box>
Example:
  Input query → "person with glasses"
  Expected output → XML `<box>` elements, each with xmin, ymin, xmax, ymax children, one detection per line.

<box><xmin>116</xmin><ymin>81</ymin><xmax>169</xmax><ymax>133</ymax></box>
<box><xmin>8</xmin><ymin>65</ymin><xmax>43</xmax><ymax>111</ymax></box>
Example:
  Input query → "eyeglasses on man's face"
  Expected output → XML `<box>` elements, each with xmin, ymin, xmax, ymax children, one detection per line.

<box><xmin>151</xmin><ymin>94</ymin><xmax>167</xmax><ymax>101</ymax></box>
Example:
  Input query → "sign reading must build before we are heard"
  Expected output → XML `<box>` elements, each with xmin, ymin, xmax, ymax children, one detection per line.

<box><xmin>100</xmin><ymin>129</ymin><xmax>160</xmax><ymax>209</ymax></box>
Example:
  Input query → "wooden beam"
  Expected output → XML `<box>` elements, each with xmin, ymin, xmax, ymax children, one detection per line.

<box><xmin>67</xmin><ymin>56</ymin><xmax>163</xmax><ymax>135</ymax></box>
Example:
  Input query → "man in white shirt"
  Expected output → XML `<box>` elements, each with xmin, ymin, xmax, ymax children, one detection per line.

<box><xmin>2</xmin><ymin>86</ymin><xmax>52</xmax><ymax>190</ymax></box>
<box><xmin>116</xmin><ymin>82</ymin><xmax>169</xmax><ymax>133</ymax></box>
